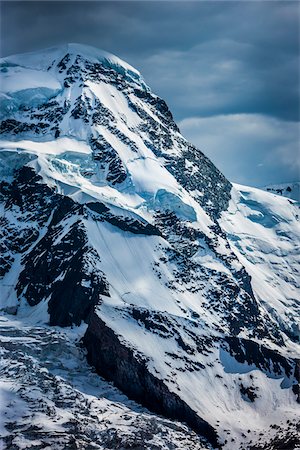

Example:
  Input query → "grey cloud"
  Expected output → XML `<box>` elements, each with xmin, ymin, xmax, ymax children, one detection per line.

<box><xmin>179</xmin><ymin>114</ymin><xmax>300</xmax><ymax>186</ymax></box>
<box><xmin>1</xmin><ymin>1</ymin><xmax>298</xmax><ymax>122</ymax></box>
<box><xmin>139</xmin><ymin>37</ymin><xmax>299</xmax><ymax>122</ymax></box>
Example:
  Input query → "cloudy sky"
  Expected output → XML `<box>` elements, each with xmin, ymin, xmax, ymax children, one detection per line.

<box><xmin>1</xmin><ymin>1</ymin><xmax>299</xmax><ymax>186</ymax></box>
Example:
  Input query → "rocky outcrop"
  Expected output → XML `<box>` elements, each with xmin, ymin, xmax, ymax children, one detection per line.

<box><xmin>83</xmin><ymin>311</ymin><xmax>220</xmax><ymax>448</ymax></box>
<box><xmin>86</xmin><ymin>202</ymin><xmax>161</xmax><ymax>236</ymax></box>
<box><xmin>223</xmin><ymin>336</ymin><xmax>300</xmax><ymax>398</ymax></box>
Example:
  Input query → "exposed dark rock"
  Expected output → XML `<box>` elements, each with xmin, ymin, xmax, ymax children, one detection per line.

<box><xmin>249</xmin><ymin>427</ymin><xmax>300</xmax><ymax>450</ymax></box>
<box><xmin>239</xmin><ymin>384</ymin><xmax>258</xmax><ymax>402</ymax></box>
<box><xmin>130</xmin><ymin>308</ymin><xmax>173</xmax><ymax>337</ymax></box>
<box><xmin>71</xmin><ymin>95</ymin><xmax>91</xmax><ymax>123</ymax></box>
<box><xmin>165</xmin><ymin>141</ymin><xmax>232</xmax><ymax>220</ymax></box>
<box><xmin>224</xmin><ymin>337</ymin><xmax>299</xmax><ymax>387</ymax></box>
<box><xmin>0</xmin><ymin>166</ymin><xmax>108</xmax><ymax>326</ymax></box>
<box><xmin>0</xmin><ymin>118</ymin><xmax>50</xmax><ymax>136</ymax></box>
<box><xmin>86</xmin><ymin>202</ymin><xmax>161</xmax><ymax>236</ymax></box>
<box><xmin>57</xmin><ymin>53</ymin><xmax>71</xmax><ymax>72</ymax></box>
<box><xmin>86</xmin><ymin>201</ymin><xmax>110</xmax><ymax>214</ymax></box>
<box><xmin>154</xmin><ymin>211</ymin><xmax>278</xmax><ymax>341</ymax></box>
<box><xmin>83</xmin><ymin>311</ymin><xmax>220</xmax><ymax>448</ymax></box>
<box><xmin>90</xmin><ymin>137</ymin><xmax>128</xmax><ymax>185</ymax></box>
<box><xmin>17</xmin><ymin>214</ymin><xmax>109</xmax><ymax>327</ymax></box>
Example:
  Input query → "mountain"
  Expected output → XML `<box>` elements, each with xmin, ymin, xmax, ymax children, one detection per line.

<box><xmin>263</xmin><ymin>182</ymin><xmax>300</xmax><ymax>202</ymax></box>
<box><xmin>0</xmin><ymin>43</ymin><xmax>299</xmax><ymax>450</ymax></box>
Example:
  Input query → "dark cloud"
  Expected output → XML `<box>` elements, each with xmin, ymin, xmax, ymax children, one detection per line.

<box><xmin>179</xmin><ymin>114</ymin><xmax>299</xmax><ymax>186</ymax></box>
<box><xmin>1</xmin><ymin>1</ymin><xmax>299</xmax><ymax>185</ymax></box>
<box><xmin>1</xmin><ymin>1</ymin><xmax>299</xmax><ymax>121</ymax></box>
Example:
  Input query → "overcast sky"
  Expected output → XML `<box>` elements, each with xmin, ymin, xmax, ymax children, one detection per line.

<box><xmin>1</xmin><ymin>1</ymin><xmax>299</xmax><ymax>186</ymax></box>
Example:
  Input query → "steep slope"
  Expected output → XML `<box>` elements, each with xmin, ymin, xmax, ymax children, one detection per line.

<box><xmin>0</xmin><ymin>315</ymin><xmax>210</xmax><ymax>450</ymax></box>
<box><xmin>221</xmin><ymin>184</ymin><xmax>300</xmax><ymax>343</ymax></box>
<box><xmin>0</xmin><ymin>44</ymin><xmax>299</xmax><ymax>449</ymax></box>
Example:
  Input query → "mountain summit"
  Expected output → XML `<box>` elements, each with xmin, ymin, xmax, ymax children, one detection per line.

<box><xmin>0</xmin><ymin>44</ymin><xmax>299</xmax><ymax>449</ymax></box>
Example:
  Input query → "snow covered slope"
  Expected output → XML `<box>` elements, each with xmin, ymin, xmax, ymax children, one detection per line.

<box><xmin>221</xmin><ymin>184</ymin><xmax>300</xmax><ymax>342</ymax></box>
<box><xmin>0</xmin><ymin>44</ymin><xmax>299</xmax><ymax>449</ymax></box>
<box><xmin>0</xmin><ymin>315</ymin><xmax>211</xmax><ymax>450</ymax></box>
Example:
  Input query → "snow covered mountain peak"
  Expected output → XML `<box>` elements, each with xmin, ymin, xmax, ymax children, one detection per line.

<box><xmin>1</xmin><ymin>42</ymin><xmax>145</xmax><ymax>85</ymax></box>
<box><xmin>1</xmin><ymin>42</ymin><xmax>232</xmax><ymax>223</ymax></box>
<box><xmin>1</xmin><ymin>44</ymin><xmax>299</xmax><ymax>449</ymax></box>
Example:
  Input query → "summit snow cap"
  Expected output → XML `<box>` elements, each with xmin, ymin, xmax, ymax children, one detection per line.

<box><xmin>1</xmin><ymin>43</ymin><xmax>148</xmax><ymax>90</ymax></box>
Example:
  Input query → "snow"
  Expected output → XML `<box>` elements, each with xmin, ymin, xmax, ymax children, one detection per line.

<box><xmin>1</xmin><ymin>136</ymin><xmax>214</xmax><ymax>234</ymax></box>
<box><xmin>220</xmin><ymin>184</ymin><xmax>300</xmax><ymax>346</ymax></box>
<box><xmin>0</xmin><ymin>314</ymin><xmax>209</xmax><ymax>449</ymax></box>
<box><xmin>1</xmin><ymin>43</ymin><xmax>214</xmax><ymax>232</ymax></box>
<box><xmin>153</xmin><ymin>189</ymin><xmax>197</xmax><ymax>221</ymax></box>
<box><xmin>96</xmin><ymin>301</ymin><xmax>299</xmax><ymax>449</ymax></box>
<box><xmin>1</xmin><ymin>43</ymin><xmax>299</xmax><ymax>450</ymax></box>
<box><xmin>1</xmin><ymin>43</ymin><xmax>146</xmax><ymax>88</ymax></box>
<box><xmin>1</xmin><ymin>137</ymin><xmax>91</xmax><ymax>156</ymax></box>
<box><xmin>85</xmin><ymin>220</ymin><xmax>183</xmax><ymax>314</ymax></box>
<box><xmin>1</xmin><ymin>67</ymin><xmax>61</xmax><ymax>94</ymax></box>
<box><xmin>88</xmin><ymin>81</ymin><xmax>141</xmax><ymax>128</ymax></box>
<box><xmin>81</xmin><ymin>183</ymin><xmax>299</xmax><ymax>446</ymax></box>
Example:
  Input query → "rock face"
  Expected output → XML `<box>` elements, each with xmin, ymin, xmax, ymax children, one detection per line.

<box><xmin>1</xmin><ymin>43</ymin><xmax>299</xmax><ymax>449</ymax></box>
<box><xmin>83</xmin><ymin>312</ymin><xmax>219</xmax><ymax>448</ymax></box>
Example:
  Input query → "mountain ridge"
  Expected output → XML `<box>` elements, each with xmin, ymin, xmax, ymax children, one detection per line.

<box><xmin>262</xmin><ymin>181</ymin><xmax>300</xmax><ymax>202</ymax></box>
